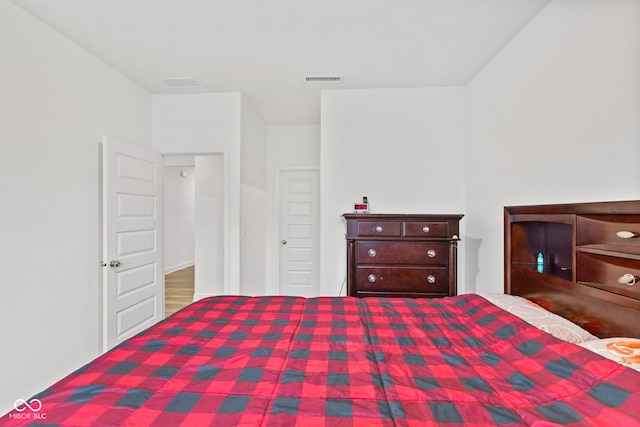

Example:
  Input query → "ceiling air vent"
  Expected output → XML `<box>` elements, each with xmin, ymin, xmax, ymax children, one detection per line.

<box><xmin>305</xmin><ymin>76</ymin><xmax>342</xmax><ymax>83</ymax></box>
<box><xmin>161</xmin><ymin>77</ymin><xmax>205</xmax><ymax>88</ymax></box>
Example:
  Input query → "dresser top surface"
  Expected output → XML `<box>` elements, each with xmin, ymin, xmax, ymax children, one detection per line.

<box><xmin>343</xmin><ymin>213</ymin><xmax>464</xmax><ymax>220</ymax></box>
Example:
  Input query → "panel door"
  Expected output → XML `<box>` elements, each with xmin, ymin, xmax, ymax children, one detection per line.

<box><xmin>102</xmin><ymin>137</ymin><xmax>163</xmax><ymax>351</ymax></box>
<box><xmin>279</xmin><ymin>169</ymin><xmax>320</xmax><ymax>297</ymax></box>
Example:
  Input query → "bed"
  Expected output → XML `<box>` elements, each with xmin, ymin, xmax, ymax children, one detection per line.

<box><xmin>3</xmin><ymin>293</ymin><xmax>640</xmax><ymax>426</ymax></box>
<box><xmin>4</xmin><ymin>199</ymin><xmax>640</xmax><ymax>426</ymax></box>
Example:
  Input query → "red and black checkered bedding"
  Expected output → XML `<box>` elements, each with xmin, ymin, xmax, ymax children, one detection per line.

<box><xmin>3</xmin><ymin>294</ymin><xmax>640</xmax><ymax>426</ymax></box>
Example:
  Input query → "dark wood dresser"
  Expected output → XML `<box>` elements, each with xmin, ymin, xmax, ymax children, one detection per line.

<box><xmin>343</xmin><ymin>213</ymin><xmax>463</xmax><ymax>298</ymax></box>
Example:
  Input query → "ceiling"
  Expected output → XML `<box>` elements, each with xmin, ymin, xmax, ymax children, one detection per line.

<box><xmin>11</xmin><ymin>0</ymin><xmax>550</xmax><ymax>125</ymax></box>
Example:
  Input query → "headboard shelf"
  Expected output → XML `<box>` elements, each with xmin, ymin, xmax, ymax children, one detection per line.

<box><xmin>505</xmin><ymin>200</ymin><xmax>640</xmax><ymax>338</ymax></box>
<box><xmin>577</xmin><ymin>245</ymin><xmax>640</xmax><ymax>259</ymax></box>
<box><xmin>511</xmin><ymin>263</ymin><xmax>572</xmax><ymax>281</ymax></box>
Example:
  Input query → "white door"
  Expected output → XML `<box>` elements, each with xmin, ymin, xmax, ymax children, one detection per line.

<box><xmin>102</xmin><ymin>137</ymin><xmax>163</xmax><ymax>351</ymax></box>
<box><xmin>279</xmin><ymin>169</ymin><xmax>320</xmax><ymax>297</ymax></box>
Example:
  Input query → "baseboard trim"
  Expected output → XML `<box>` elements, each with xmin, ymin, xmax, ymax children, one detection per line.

<box><xmin>164</xmin><ymin>261</ymin><xmax>195</xmax><ymax>275</ymax></box>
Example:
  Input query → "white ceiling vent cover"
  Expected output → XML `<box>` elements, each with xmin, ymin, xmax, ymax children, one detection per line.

<box><xmin>161</xmin><ymin>77</ymin><xmax>205</xmax><ymax>88</ymax></box>
<box><xmin>305</xmin><ymin>76</ymin><xmax>342</xmax><ymax>83</ymax></box>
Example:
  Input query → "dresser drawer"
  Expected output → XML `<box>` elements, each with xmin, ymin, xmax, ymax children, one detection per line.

<box><xmin>404</xmin><ymin>221</ymin><xmax>450</xmax><ymax>238</ymax></box>
<box><xmin>355</xmin><ymin>267</ymin><xmax>449</xmax><ymax>293</ymax></box>
<box><xmin>577</xmin><ymin>252</ymin><xmax>640</xmax><ymax>299</ymax></box>
<box><xmin>356</xmin><ymin>267</ymin><xmax>449</xmax><ymax>293</ymax></box>
<box><xmin>357</xmin><ymin>221</ymin><xmax>402</xmax><ymax>237</ymax></box>
<box><xmin>577</xmin><ymin>215</ymin><xmax>640</xmax><ymax>252</ymax></box>
<box><xmin>356</xmin><ymin>242</ymin><xmax>448</xmax><ymax>265</ymax></box>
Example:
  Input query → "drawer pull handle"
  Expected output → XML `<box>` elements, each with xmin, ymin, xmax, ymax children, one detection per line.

<box><xmin>616</xmin><ymin>231</ymin><xmax>639</xmax><ymax>239</ymax></box>
<box><xmin>375</xmin><ymin>225</ymin><xmax>383</xmax><ymax>233</ymax></box>
<box><xmin>618</xmin><ymin>273</ymin><xmax>637</xmax><ymax>286</ymax></box>
<box><xmin>368</xmin><ymin>249</ymin><xmax>377</xmax><ymax>257</ymax></box>
<box><xmin>368</xmin><ymin>274</ymin><xmax>377</xmax><ymax>283</ymax></box>
<box><xmin>423</xmin><ymin>226</ymin><xmax>430</xmax><ymax>233</ymax></box>
<box><xmin>427</xmin><ymin>275</ymin><xmax>436</xmax><ymax>284</ymax></box>
<box><xmin>427</xmin><ymin>249</ymin><xmax>436</xmax><ymax>258</ymax></box>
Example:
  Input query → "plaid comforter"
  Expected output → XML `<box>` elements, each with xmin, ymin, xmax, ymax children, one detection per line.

<box><xmin>3</xmin><ymin>294</ymin><xmax>640</xmax><ymax>426</ymax></box>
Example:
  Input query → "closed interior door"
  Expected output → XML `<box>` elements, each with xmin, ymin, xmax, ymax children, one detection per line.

<box><xmin>279</xmin><ymin>169</ymin><xmax>319</xmax><ymax>297</ymax></box>
<box><xmin>102</xmin><ymin>137</ymin><xmax>164</xmax><ymax>351</ymax></box>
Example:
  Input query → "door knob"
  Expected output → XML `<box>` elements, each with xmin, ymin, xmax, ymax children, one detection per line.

<box><xmin>109</xmin><ymin>260</ymin><xmax>121</xmax><ymax>268</ymax></box>
<box><xmin>281</xmin><ymin>240</ymin><xmax>287</xmax><ymax>245</ymax></box>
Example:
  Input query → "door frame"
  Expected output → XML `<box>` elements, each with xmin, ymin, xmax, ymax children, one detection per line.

<box><xmin>268</xmin><ymin>165</ymin><xmax>320</xmax><ymax>295</ymax></box>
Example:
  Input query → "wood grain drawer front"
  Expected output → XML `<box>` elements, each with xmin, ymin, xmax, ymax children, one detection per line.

<box><xmin>356</xmin><ymin>242</ymin><xmax>448</xmax><ymax>265</ymax></box>
<box><xmin>577</xmin><ymin>252</ymin><xmax>640</xmax><ymax>299</ymax></box>
<box><xmin>577</xmin><ymin>215</ymin><xmax>640</xmax><ymax>250</ymax></box>
<box><xmin>404</xmin><ymin>221</ymin><xmax>450</xmax><ymax>238</ymax></box>
<box><xmin>356</xmin><ymin>267</ymin><xmax>449</xmax><ymax>293</ymax></box>
<box><xmin>357</xmin><ymin>221</ymin><xmax>402</xmax><ymax>237</ymax></box>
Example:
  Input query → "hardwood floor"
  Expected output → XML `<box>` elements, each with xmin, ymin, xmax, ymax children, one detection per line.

<box><xmin>165</xmin><ymin>265</ymin><xmax>195</xmax><ymax>318</ymax></box>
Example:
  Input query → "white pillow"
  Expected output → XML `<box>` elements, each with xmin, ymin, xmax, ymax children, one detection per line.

<box><xmin>578</xmin><ymin>338</ymin><xmax>640</xmax><ymax>372</ymax></box>
<box><xmin>478</xmin><ymin>293</ymin><xmax>598</xmax><ymax>344</ymax></box>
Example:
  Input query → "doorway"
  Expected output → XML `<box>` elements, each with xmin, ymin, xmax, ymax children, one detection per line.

<box><xmin>163</xmin><ymin>155</ymin><xmax>225</xmax><ymax>315</ymax></box>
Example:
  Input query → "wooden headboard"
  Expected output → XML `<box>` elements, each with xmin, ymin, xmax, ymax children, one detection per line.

<box><xmin>504</xmin><ymin>200</ymin><xmax>640</xmax><ymax>338</ymax></box>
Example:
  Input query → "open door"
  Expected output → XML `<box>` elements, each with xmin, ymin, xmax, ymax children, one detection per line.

<box><xmin>102</xmin><ymin>137</ymin><xmax>164</xmax><ymax>351</ymax></box>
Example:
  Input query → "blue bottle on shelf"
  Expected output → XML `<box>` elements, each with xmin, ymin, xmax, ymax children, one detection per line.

<box><xmin>537</xmin><ymin>252</ymin><xmax>544</xmax><ymax>273</ymax></box>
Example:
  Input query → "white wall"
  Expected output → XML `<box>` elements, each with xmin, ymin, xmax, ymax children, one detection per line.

<box><xmin>152</xmin><ymin>93</ymin><xmax>241</xmax><ymax>154</ymax></box>
<box><xmin>164</xmin><ymin>157</ymin><xmax>196</xmax><ymax>273</ymax></box>
<box><xmin>194</xmin><ymin>155</ymin><xmax>225</xmax><ymax>299</ymax></box>
<box><xmin>267</xmin><ymin>125</ymin><xmax>321</xmax><ymax>166</ymax></box>
<box><xmin>320</xmin><ymin>88</ymin><xmax>467</xmax><ymax>296</ymax></box>
<box><xmin>240</xmin><ymin>95</ymin><xmax>268</xmax><ymax>190</ymax></box>
<box><xmin>240</xmin><ymin>184</ymin><xmax>268</xmax><ymax>295</ymax></box>
<box><xmin>466</xmin><ymin>0</ymin><xmax>640</xmax><ymax>293</ymax></box>
<box><xmin>239</xmin><ymin>96</ymin><xmax>268</xmax><ymax>295</ymax></box>
<box><xmin>0</xmin><ymin>1</ymin><xmax>151</xmax><ymax>415</ymax></box>
<box><xmin>265</xmin><ymin>125</ymin><xmax>321</xmax><ymax>294</ymax></box>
